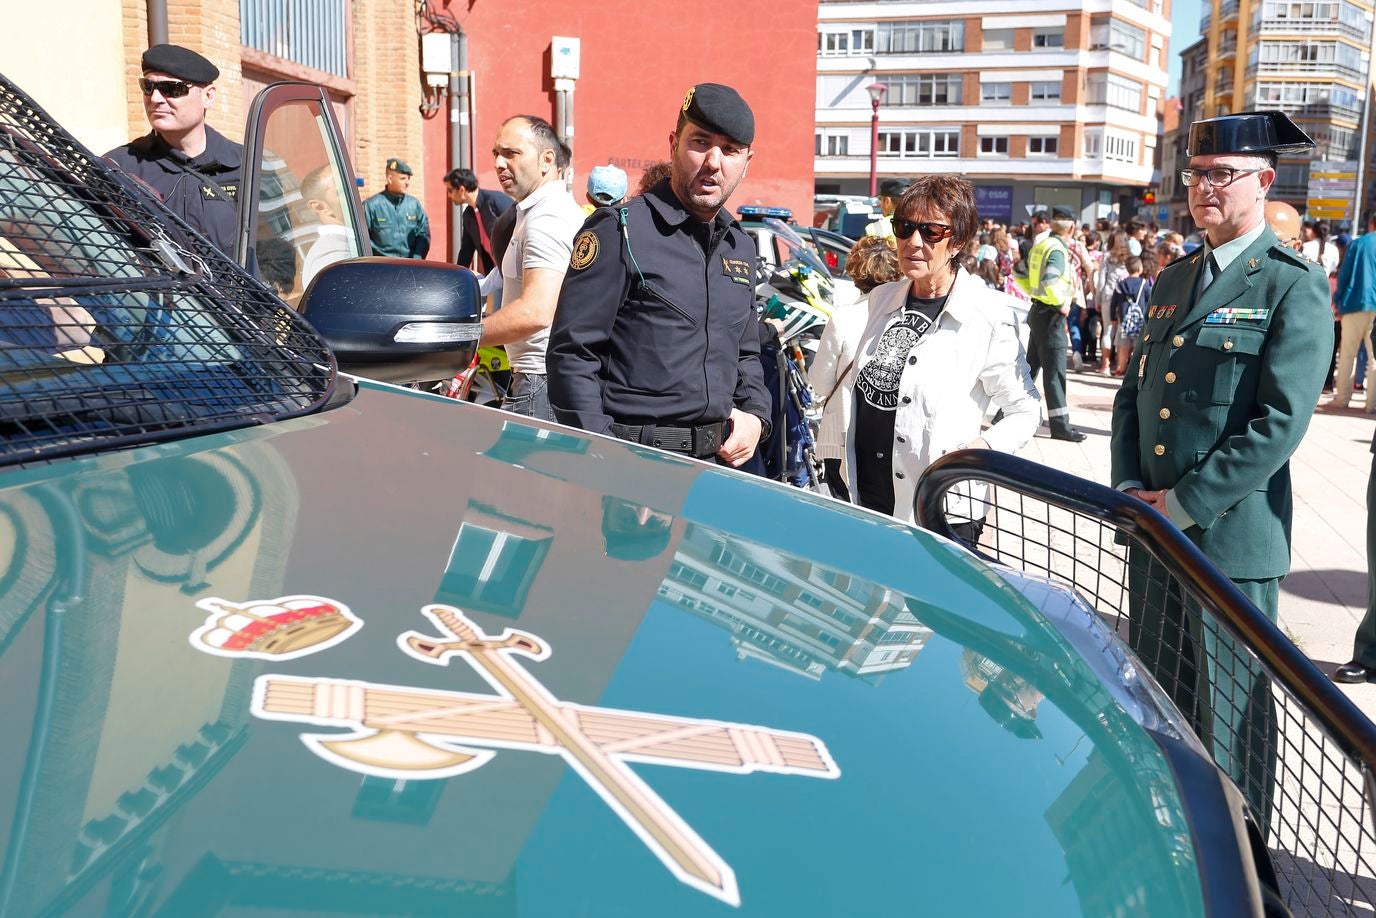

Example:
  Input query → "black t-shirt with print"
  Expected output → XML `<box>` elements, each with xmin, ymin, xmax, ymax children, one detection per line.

<box><xmin>853</xmin><ymin>290</ymin><xmax>948</xmax><ymax>514</ymax></box>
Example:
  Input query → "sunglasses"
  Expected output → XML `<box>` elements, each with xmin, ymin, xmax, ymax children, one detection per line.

<box><xmin>138</xmin><ymin>78</ymin><xmax>199</xmax><ymax>99</ymax></box>
<box><xmin>893</xmin><ymin>219</ymin><xmax>954</xmax><ymax>244</ymax></box>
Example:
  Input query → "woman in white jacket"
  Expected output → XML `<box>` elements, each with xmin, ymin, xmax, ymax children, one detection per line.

<box><xmin>809</xmin><ymin>236</ymin><xmax>901</xmax><ymax>501</ymax></box>
<box><xmin>821</xmin><ymin>174</ymin><xmax>1040</xmax><ymax>530</ymax></box>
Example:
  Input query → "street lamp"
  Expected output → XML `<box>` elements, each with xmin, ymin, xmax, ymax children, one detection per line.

<box><xmin>866</xmin><ymin>81</ymin><xmax>887</xmax><ymax>198</ymax></box>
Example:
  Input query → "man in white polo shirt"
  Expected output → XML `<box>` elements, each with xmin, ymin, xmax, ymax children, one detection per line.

<box><xmin>478</xmin><ymin>114</ymin><xmax>586</xmax><ymax>421</ymax></box>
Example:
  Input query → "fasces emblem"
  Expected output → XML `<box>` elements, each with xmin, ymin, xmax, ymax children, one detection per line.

<box><xmin>570</xmin><ymin>229</ymin><xmax>599</xmax><ymax>270</ymax></box>
<box><xmin>189</xmin><ymin>599</ymin><xmax>839</xmax><ymax>906</ymax></box>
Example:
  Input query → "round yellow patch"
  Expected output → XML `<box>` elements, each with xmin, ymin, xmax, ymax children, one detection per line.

<box><xmin>571</xmin><ymin>230</ymin><xmax>599</xmax><ymax>270</ymax></box>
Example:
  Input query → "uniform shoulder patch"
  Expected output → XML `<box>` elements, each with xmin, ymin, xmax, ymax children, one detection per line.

<box><xmin>570</xmin><ymin>229</ymin><xmax>600</xmax><ymax>270</ymax></box>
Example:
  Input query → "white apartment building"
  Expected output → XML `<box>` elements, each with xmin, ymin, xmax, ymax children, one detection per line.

<box><xmin>815</xmin><ymin>0</ymin><xmax>1173</xmax><ymax>225</ymax></box>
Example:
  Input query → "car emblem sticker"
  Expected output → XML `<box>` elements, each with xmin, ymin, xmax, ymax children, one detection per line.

<box><xmin>191</xmin><ymin>595</ymin><xmax>363</xmax><ymax>660</ymax></box>
<box><xmin>191</xmin><ymin>601</ymin><xmax>839</xmax><ymax>906</ymax></box>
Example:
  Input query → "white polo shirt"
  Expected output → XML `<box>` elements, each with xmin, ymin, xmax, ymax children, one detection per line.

<box><xmin>501</xmin><ymin>180</ymin><xmax>586</xmax><ymax>374</ymax></box>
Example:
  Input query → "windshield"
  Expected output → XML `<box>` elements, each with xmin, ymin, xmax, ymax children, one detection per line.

<box><xmin>0</xmin><ymin>76</ymin><xmax>335</xmax><ymax>467</ymax></box>
<box><xmin>763</xmin><ymin>217</ymin><xmax>832</xmax><ymax>278</ymax></box>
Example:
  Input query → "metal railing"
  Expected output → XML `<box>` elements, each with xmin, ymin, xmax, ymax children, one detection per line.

<box><xmin>916</xmin><ymin>450</ymin><xmax>1376</xmax><ymax>916</ymax></box>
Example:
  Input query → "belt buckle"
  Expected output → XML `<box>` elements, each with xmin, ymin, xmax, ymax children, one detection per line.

<box><xmin>693</xmin><ymin>423</ymin><xmax>720</xmax><ymax>458</ymax></box>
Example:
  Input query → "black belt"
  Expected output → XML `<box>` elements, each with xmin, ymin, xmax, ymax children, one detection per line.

<box><xmin>609</xmin><ymin>420</ymin><xmax>726</xmax><ymax>459</ymax></box>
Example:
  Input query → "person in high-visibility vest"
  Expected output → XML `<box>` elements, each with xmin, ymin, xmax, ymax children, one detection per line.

<box><xmin>1017</xmin><ymin>208</ymin><xmax>1086</xmax><ymax>441</ymax></box>
<box><xmin>864</xmin><ymin>178</ymin><xmax>912</xmax><ymax>239</ymax></box>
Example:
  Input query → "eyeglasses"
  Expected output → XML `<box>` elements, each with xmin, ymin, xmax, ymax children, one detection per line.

<box><xmin>138</xmin><ymin>78</ymin><xmax>198</xmax><ymax>99</ymax></box>
<box><xmin>893</xmin><ymin>219</ymin><xmax>954</xmax><ymax>244</ymax></box>
<box><xmin>1180</xmin><ymin>166</ymin><xmax>1263</xmax><ymax>188</ymax></box>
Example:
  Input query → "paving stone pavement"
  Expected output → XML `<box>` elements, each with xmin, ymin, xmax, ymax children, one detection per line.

<box><xmin>1016</xmin><ymin>368</ymin><xmax>1376</xmax><ymax>723</ymax></box>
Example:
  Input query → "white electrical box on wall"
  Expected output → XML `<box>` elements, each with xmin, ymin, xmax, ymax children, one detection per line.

<box><xmin>550</xmin><ymin>37</ymin><xmax>580</xmax><ymax>81</ymax></box>
<box><xmin>421</xmin><ymin>33</ymin><xmax>451</xmax><ymax>87</ymax></box>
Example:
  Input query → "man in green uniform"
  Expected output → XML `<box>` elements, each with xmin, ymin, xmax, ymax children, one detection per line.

<box><xmin>363</xmin><ymin>158</ymin><xmax>431</xmax><ymax>259</ymax></box>
<box><xmin>1110</xmin><ymin>111</ymin><xmax>1329</xmax><ymax>825</ymax></box>
<box><xmin>863</xmin><ymin>178</ymin><xmax>911</xmax><ymax>239</ymax></box>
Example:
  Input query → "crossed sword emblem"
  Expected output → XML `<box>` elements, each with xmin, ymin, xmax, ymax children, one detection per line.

<box><xmin>252</xmin><ymin>605</ymin><xmax>840</xmax><ymax>905</ymax></box>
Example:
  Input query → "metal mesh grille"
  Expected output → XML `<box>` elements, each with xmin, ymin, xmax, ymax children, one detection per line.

<box><xmin>0</xmin><ymin>75</ymin><xmax>334</xmax><ymax>467</ymax></box>
<box><xmin>919</xmin><ymin>459</ymin><xmax>1376</xmax><ymax>916</ymax></box>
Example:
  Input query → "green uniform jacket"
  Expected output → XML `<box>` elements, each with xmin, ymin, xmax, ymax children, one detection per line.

<box><xmin>363</xmin><ymin>191</ymin><xmax>431</xmax><ymax>259</ymax></box>
<box><xmin>1110</xmin><ymin>225</ymin><xmax>1329</xmax><ymax>580</ymax></box>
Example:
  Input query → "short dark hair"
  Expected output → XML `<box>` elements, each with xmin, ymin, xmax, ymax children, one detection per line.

<box><xmin>444</xmin><ymin>168</ymin><xmax>477</xmax><ymax>191</ymax></box>
<box><xmin>506</xmin><ymin>115</ymin><xmax>561</xmax><ymax>164</ymax></box>
<box><xmin>556</xmin><ymin>140</ymin><xmax>571</xmax><ymax>171</ymax></box>
<box><xmin>896</xmin><ymin>174</ymin><xmax>980</xmax><ymax>255</ymax></box>
<box><xmin>1031</xmin><ymin>210</ymin><xmax>1050</xmax><ymax>224</ymax></box>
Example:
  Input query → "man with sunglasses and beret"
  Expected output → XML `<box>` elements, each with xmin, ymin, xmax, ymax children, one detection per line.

<box><xmin>1110</xmin><ymin>110</ymin><xmax>1329</xmax><ymax>825</ymax></box>
<box><xmin>105</xmin><ymin>44</ymin><xmax>242</xmax><ymax>255</ymax></box>
<box><xmin>548</xmin><ymin>83</ymin><xmax>771</xmax><ymax>466</ymax></box>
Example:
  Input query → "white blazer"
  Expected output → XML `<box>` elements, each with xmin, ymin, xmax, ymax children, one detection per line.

<box><xmin>842</xmin><ymin>269</ymin><xmax>1041</xmax><ymax>524</ymax></box>
<box><xmin>807</xmin><ymin>295</ymin><xmax>873</xmax><ymax>461</ymax></box>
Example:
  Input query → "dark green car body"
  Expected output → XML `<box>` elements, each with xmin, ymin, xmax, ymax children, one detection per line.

<box><xmin>0</xmin><ymin>381</ymin><xmax>1226</xmax><ymax>916</ymax></box>
<box><xmin>0</xmin><ymin>70</ymin><xmax>1259</xmax><ymax>918</ymax></box>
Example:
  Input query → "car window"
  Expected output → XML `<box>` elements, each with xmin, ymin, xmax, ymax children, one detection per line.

<box><xmin>812</xmin><ymin>234</ymin><xmax>849</xmax><ymax>275</ymax></box>
<box><xmin>243</xmin><ymin>87</ymin><xmax>366</xmax><ymax>308</ymax></box>
<box><xmin>0</xmin><ymin>75</ymin><xmax>336</xmax><ymax>467</ymax></box>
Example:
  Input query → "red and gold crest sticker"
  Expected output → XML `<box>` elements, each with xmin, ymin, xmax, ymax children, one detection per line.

<box><xmin>191</xmin><ymin>595</ymin><xmax>362</xmax><ymax>661</ymax></box>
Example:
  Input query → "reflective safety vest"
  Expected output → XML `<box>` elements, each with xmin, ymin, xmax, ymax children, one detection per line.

<box><xmin>1017</xmin><ymin>235</ymin><xmax>1075</xmax><ymax>306</ymax></box>
<box><xmin>864</xmin><ymin>215</ymin><xmax>895</xmax><ymax>239</ymax></box>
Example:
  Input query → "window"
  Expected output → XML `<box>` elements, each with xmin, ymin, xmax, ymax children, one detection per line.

<box><xmin>1083</xmin><ymin>131</ymin><xmax>1103</xmax><ymax>158</ymax></box>
<box><xmin>1105</xmin><ymin>133</ymin><xmax>1138</xmax><ymax>163</ymax></box>
<box><xmin>1030</xmin><ymin>81</ymin><xmax>1062</xmax><ymax>102</ymax></box>
<box><xmin>877</xmin><ymin>128</ymin><xmax>960</xmax><ymax>158</ymax></box>
<box><xmin>882</xmin><ymin>73</ymin><xmax>963</xmax><ymax>106</ymax></box>
<box><xmin>1033</xmin><ymin>28</ymin><xmax>1065</xmax><ymax>48</ymax></box>
<box><xmin>241</xmin><ymin>0</ymin><xmax>349</xmax><ymax>77</ymax></box>
<box><xmin>1028</xmin><ymin>136</ymin><xmax>1060</xmax><ymax>155</ymax></box>
<box><xmin>1085</xmin><ymin>72</ymin><xmax>1143</xmax><ymax>111</ymax></box>
<box><xmin>982</xmin><ymin>28</ymin><xmax>1014</xmax><ymax>50</ymax></box>
<box><xmin>981</xmin><ymin>82</ymin><xmax>1012</xmax><ymax>105</ymax></box>
<box><xmin>980</xmin><ymin>136</ymin><xmax>1009</xmax><ymax>155</ymax></box>
<box><xmin>1089</xmin><ymin>19</ymin><xmax>1146</xmax><ymax>59</ymax></box>
<box><xmin>1255</xmin><ymin>80</ymin><xmax>1361</xmax><ymax>118</ymax></box>
<box><xmin>815</xmin><ymin>132</ymin><xmax>849</xmax><ymax>157</ymax></box>
<box><xmin>819</xmin><ymin>28</ymin><xmax>875</xmax><ymax>56</ymax></box>
<box><xmin>878</xmin><ymin>20</ymin><xmax>965</xmax><ymax>53</ymax></box>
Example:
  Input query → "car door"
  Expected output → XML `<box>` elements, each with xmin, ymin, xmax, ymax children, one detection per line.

<box><xmin>236</xmin><ymin>81</ymin><xmax>370</xmax><ymax>309</ymax></box>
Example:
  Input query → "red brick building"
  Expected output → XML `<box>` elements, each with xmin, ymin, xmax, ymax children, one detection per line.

<box><xmin>418</xmin><ymin>0</ymin><xmax>819</xmax><ymax>259</ymax></box>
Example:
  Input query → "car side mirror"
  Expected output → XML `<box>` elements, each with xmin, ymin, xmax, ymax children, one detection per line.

<box><xmin>300</xmin><ymin>257</ymin><xmax>482</xmax><ymax>385</ymax></box>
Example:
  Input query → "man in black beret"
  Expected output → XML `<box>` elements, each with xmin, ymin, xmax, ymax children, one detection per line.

<box><xmin>105</xmin><ymin>44</ymin><xmax>242</xmax><ymax>255</ymax></box>
<box><xmin>548</xmin><ymin>82</ymin><xmax>772</xmax><ymax>467</ymax></box>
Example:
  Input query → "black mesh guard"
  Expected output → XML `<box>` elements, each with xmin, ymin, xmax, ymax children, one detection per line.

<box><xmin>0</xmin><ymin>73</ymin><xmax>335</xmax><ymax>467</ymax></box>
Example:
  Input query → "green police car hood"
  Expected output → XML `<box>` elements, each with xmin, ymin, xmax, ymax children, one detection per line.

<box><xmin>0</xmin><ymin>381</ymin><xmax>1207</xmax><ymax>916</ymax></box>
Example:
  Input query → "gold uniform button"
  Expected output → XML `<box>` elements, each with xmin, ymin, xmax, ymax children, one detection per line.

<box><xmin>1165</xmin><ymin>371</ymin><xmax>1177</xmax><ymax>383</ymax></box>
<box><xmin>1154</xmin><ymin>444</ymin><xmax>1166</xmax><ymax>456</ymax></box>
<box><xmin>1159</xmin><ymin>408</ymin><xmax>1171</xmax><ymax>420</ymax></box>
<box><xmin>1223</xmin><ymin>339</ymin><xmax>1234</xmax><ymax>350</ymax></box>
<box><xmin>1172</xmin><ymin>335</ymin><xmax>1185</xmax><ymax>347</ymax></box>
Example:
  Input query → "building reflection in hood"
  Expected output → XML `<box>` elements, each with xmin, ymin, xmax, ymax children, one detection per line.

<box><xmin>656</xmin><ymin>523</ymin><xmax>932</xmax><ymax>680</ymax></box>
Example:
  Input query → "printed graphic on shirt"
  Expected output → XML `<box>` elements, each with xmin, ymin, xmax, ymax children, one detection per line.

<box><xmin>855</xmin><ymin>309</ymin><xmax>933</xmax><ymax>410</ymax></box>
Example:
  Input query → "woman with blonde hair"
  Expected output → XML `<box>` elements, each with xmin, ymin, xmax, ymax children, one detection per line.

<box><xmin>809</xmin><ymin>235</ymin><xmax>901</xmax><ymax>501</ymax></box>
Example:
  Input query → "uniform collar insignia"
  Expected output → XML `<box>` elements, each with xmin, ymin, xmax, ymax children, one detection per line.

<box><xmin>1248</xmin><ymin>257</ymin><xmax>1259</xmax><ymax>269</ymax></box>
<box><xmin>192</xmin><ymin>598</ymin><xmax>839</xmax><ymax>906</ymax></box>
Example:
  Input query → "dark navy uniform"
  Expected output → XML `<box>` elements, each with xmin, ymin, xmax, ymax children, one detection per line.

<box><xmin>104</xmin><ymin>126</ymin><xmax>242</xmax><ymax>255</ymax></box>
<box><xmin>547</xmin><ymin>179</ymin><xmax>771</xmax><ymax>451</ymax></box>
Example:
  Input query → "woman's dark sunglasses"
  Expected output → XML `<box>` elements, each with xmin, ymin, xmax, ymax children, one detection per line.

<box><xmin>893</xmin><ymin>219</ymin><xmax>954</xmax><ymax>244</ymax></box>
<box><xmin>138</xmin><ymin>78</ymin><xmax>198</xmax><ymax>99</ymax></box>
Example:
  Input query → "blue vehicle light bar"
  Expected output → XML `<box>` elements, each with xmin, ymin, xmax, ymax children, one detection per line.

<box><xmin>737</xmin><ymin>205</ymin><xmax>792</xmax><ymax>219</ymax></box>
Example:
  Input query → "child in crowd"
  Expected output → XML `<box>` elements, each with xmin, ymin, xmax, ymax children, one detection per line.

<box><xmin>1112</xmin><ymin>256</ymin><xmax>1151</xmax><ymax>376</ymax></box>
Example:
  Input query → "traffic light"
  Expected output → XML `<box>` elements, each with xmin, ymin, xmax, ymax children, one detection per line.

<box><xmin>1142</xmin><ymin>190</ymin><xmax>1157</xmax><ymax>205</ymax></box>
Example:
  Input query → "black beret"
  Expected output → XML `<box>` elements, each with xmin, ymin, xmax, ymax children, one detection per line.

<box><xmin>141</xmin><ymin>43</ymin><xmax>219</xmax><ymax>83</ymax></box>
<box><xmin>1187</xmin><ymin>110</ymin><xmax>1315</xmax><ymax>157</ymax></box>
<box><xmin>879</xmin><ymin>177</ymin><xmax>913</xmax><ymax>198</ymax></box>
<box><xmin>680</xmin><ymin>83</ymin><xmax>754</xmax><ymax>145</ymax></box>
<box><xmin>385</xmin><ymin>158</ymin><xmax>413</xmax><ymax>175</ymax></box>
<box><xmin>1052</xmin><ymin>206</ymin><xmax>1075</xmax><ymax>221</ymax></box>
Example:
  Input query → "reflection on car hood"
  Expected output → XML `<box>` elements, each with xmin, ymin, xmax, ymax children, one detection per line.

<box><xmin>0</xmin><ymin>382</ymin><xmax>1205</xmax><ymax>916</ymax></box>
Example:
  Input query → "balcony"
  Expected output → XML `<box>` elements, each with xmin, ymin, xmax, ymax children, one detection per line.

<box><xmin>1257</xmin><ymin>16</ymin><xmax>1369</xmax><ymax>42</ymax></box>
<box><xmin>1248</xmin><ymin>59</ymin><xmax>1366</xmax><ymax>83</ymax></box>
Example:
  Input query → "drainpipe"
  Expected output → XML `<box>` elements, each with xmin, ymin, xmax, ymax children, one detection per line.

<box><xmin>146</xmin><ymin>0</ymin><xmax>168</xmax><ymax>46</ymax></box>
<box><xmin>449</xmin><ymin>28</ymin><xmax>469</xmax><ymax>259</ymax></box>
